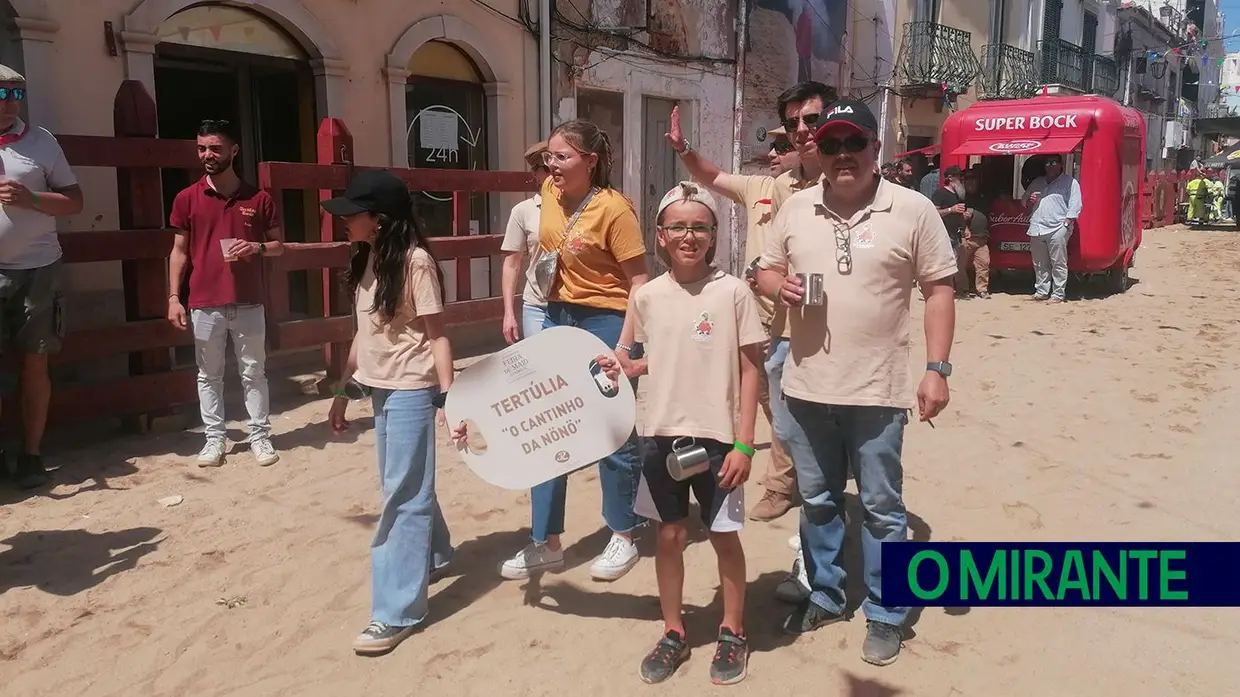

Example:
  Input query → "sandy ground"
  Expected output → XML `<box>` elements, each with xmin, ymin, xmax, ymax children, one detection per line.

<box><xmin>2</xmin><ymin>225</ymin><xmax>1239</xmax><ymax>697</ymax></box>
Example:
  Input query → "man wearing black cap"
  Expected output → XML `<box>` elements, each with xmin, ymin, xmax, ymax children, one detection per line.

<box><xmin>754</xmin><ymin>98</ymin><xmax>958</xmax><ymax>666</ymax></box>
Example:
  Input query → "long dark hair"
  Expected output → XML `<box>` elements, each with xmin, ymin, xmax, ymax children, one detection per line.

<box><xmin>345</xmin><ymin>195</ymin><xmax>444</xmax><ymax>324</ymax></box>
<box><xmin>551</xmin><ymin>119</ymin><xmax>615</xmax><ymax>189</ymax></box>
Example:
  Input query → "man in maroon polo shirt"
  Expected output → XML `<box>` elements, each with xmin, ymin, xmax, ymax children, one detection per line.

<box><xmin>167</xmin><ymin>119</ymin><xmax>284</xmax><ymax>467</ymax></box>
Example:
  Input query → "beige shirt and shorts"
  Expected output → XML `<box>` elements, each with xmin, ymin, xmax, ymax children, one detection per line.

<box><xmin>629</xmin><ymin>270</ymin><xmax>767</xmax><ymax>532</ymax></box>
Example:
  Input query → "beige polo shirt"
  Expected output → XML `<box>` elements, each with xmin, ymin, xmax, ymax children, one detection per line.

<box><xmin>500</xmin><ymin>194</ymin><xmax>544</xmax><ymax>306</ymax></box>
<box><xmin>758</xmin><ymin>177</ymin><xmax>957</xmax><ymax>409</ymax></box>
<box><xmin>632</xmin><ymin>269</ymin><xmax>767</xmax><ymax>443</ymax></box>
<box><xmin>713</xmin><ymin>166</ymin><xmax>817</xmax><ymax>339</ymax></box>
<box><xmin>352</xmin><ymin>247</ymin><xmax>443</xmax><ymax>391</ymax></box>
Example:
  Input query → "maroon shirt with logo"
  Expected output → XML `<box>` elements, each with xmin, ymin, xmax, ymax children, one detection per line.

<box><xmin>169</xmin><ymin>177</ymin><xmax>280</xmax><ymax>310</ymax></box>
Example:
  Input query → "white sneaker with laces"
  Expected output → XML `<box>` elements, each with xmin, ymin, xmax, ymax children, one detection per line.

<box><xmin>499</xmin><ymin>542</ymin><xmax>565</xmax><ymax>580</ymax></box>
<box><xmin>197</xmin><ymin>439</ymin><xmax>226</xmax><ymax>467</ymax></box>
<box><xmin>589</xmin><ymin>534</ymin><xmax>639</xmax><ymax>581</ymax></box>
<box><xmin>250</xmin><ymin>437</ymin><xmax>280</xmax><ymax>467</ymax></box>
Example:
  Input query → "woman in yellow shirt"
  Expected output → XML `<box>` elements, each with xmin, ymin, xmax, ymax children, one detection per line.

<box><xmin>498</xmin><ymin>119</ymin><xmax>652</xmax><ymax>583</ymax></box>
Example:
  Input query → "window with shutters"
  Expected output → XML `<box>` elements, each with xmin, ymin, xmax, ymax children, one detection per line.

<box><xmin>1040</xmin><ymin>0</ymin><xmax>1063</xmax><ymax>82</ymax></box>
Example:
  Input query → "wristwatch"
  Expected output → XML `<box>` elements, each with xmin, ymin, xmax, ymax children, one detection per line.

<box><xmin>258</xmin><ymin>242</ymin><xmax>267</xmax><ymax>255</ymax></box>
<box><xmin>432</xmin><ymin>391</ymin><xmax>448</xmax><ymax>409</ymax></box>
<box><xmin>927</xmin><ymin>361</ymin><xmax>952</xmax><ymax>378</ymax></box>
<box><xmin>677</xmin><ymin>140</ymin><xmax>692</xmax><ymax>155</ymax></box>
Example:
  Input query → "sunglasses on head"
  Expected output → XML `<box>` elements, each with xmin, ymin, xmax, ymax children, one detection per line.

<box><xmin>0</xmin><ymin>87</ymin><xmax>26</xmax><ymax>102</ymax></box>
<box><xmin>782</xmin><ymin>112</ymin><xmax>821</xmax><ymax>131</ymax></box>
<box><xmin>817</xmin><ymin>135</ymin><xmax>871</xmax><ymax>156</ymax></box>
<box><xmin>770</xmin><ymin>140</ymin><xmax>795</xmax><ymax>154</ymax></box>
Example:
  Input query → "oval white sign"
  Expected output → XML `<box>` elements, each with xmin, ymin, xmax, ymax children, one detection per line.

<box><xmin>988</xmin><ymin>140</ymin><xmax>1043</xmax><ymax>153</ymax></box>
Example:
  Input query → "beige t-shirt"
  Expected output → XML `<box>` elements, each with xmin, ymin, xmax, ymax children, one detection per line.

<box><xmin>352</xmin><ymin>246</ymin><xmax>444</xmax><ymax>390</ymax></box>
<box><xmin>500</xmin><ymin>194</ymin><xmax>544</xmax><ymax>306</ymax></box>
<box><xmin>714</xmin><ymin>168</ymin><xmax>815</xmax><ymax>340</ymax></box>
<box><xmin>758</xmin><ymin>178</ymin><xmax>957</xmax><ymax>409</ymax></box>
<box><xmin>632</xmin><ymin>269</ymin><xmax>767</xmax><ymax>443</ymax></box>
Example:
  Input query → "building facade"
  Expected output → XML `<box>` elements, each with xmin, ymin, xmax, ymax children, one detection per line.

<box><xmin>550</xmin><ymin>0</ymin><xmax>738</xmax><ymax>274</ymax></box>
<box><xmin>1116</xmin><ymin>2</ymin><xmax>1178</xmax><ymax>170</ymax></box>
<box><xmin>0</xmin><ymin>0</ymin><xmax>540</xmax><ymax>380</ymax></box>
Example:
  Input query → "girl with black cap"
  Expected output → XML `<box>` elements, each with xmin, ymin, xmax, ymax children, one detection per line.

<box><xmin>321</xmin><ymin>169</ymin><xmax>463</xmax><ymax>656</ymax></box>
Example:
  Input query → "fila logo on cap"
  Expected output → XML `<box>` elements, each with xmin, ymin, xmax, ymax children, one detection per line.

<box><xmin>827</xmin><ymin>105</ymin><xmax>855</xmax><ymax>117</ymax></box>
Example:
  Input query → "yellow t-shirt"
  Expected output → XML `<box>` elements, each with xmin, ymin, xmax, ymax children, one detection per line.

<box><xmin>352</xmin><ymin>246</ymin><xmax>443</xmax><ymax>390</ymax></box>
<box><xmin>758</xmin><ymin>178</ymin><xmax>958</xmax><ymax>409</ymax></box>
<box><xmin>538</xmin><ymin>177</ymin><xmax>646</xmax><ymax>312</ymax></box>
<box><xmin>632</xmin><ymin>269</ymin><xmax>767</xmax><ymax>443</ymax></box>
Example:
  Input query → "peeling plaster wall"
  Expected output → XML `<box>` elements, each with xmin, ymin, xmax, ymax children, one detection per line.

<box><xmin>552</xmin><ymin>0</ymin><xmax>739</xmax><ymax>267</ymax></box>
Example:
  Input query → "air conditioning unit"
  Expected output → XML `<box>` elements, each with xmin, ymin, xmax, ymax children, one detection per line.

<box><xmin>1164</xmin><ymin>120</ymin><xmax>1187</xmax><ymax>148</ymax></box>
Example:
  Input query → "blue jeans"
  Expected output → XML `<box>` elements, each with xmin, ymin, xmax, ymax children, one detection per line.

<box><xmin>369</xmin><ymin>387</ymin><xmax>453</xmax><ymax>627</ymax></box>
<box><xmin>784</xmin><ymin>397</ymin><xmax>910</xmax><ymax>626</ymax></box>
<box><xmin>530</xmin><ymin>301</ymin><xmax>643</xmax><ymax>542</ymax></box>
<box><xmin>521</xmin><ymin>302</ymin><xmax>548</xmax><ymax>340</ymax></box>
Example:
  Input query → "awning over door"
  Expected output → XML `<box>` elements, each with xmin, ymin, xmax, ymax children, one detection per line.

<box><xmin>949</xmin><ymin>135</ymin><xmax>1085</xmax><ymax>157</ymax></box>
<box><xmin>895</xmin><ymin>143</ymin><xmax>940</xmax><ymax>158</ymax></box>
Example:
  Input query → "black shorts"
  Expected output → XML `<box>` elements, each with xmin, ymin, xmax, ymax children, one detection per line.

<box><xmin>634</xmin><ymin>436</ymin><xmax>745</xmax><ymax>533</ymax></box>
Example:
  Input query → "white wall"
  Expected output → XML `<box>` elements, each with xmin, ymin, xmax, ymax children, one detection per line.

<box><xmin>566</xmin><ymin>51</ymin><xmax>737</xmax><ymax>263</ymax></box>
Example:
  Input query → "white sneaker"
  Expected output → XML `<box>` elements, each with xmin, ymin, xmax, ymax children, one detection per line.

<box><xmin>775</xmin><ymin>552</ymin><xmax>812</xmax><ymax>603</ymax></box>
<box><xmin>589</xmin><ymin>534</ymin><xmax>639</xmax><ymax>581</ymax></box>
<box><xmin>250</xmin><ymin>437</ymin><xmax>280</xmax><ymax>467</ymax></box>
<box><xmin>197</xmin><ymin>439</ymin><xmax>226</xmax><ymax>467</ymax></box>
<box><xmin>499</xmin><ymin>542</ymin><xmax>565</xmax><ymax>580</ymax></box>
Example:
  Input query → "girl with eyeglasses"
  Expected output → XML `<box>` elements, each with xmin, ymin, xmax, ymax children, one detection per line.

<box><xmin>496</xmin><ymin>119</ymin><xmax>652</xmax><ymax>583</ymax></box>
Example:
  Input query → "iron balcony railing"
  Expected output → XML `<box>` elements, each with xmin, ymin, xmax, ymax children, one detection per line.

<box><xmin>1038</xmin><ymin>39</ymin><xmax>1087</xmax><ymax>92</ymax></box>
<box><xmin>979</xmin><ymin>43</ymin><xmax>1039</xmax><ymax>99</ymax></box>
<box><xmin>897</xmin><ymin>21</ymin><xmax>982</xmax><ymax>92</ymax></box>
<box><xmin>1090</xmin><ymin>55</ymin><xmax>1120</xmax><ymax>97</ymax></box>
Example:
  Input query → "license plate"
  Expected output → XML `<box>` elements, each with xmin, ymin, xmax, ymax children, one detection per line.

<box><xmin>998</xmin><ymin>241</ymin><xmax>1031</xmax><ymax>252</ymax></box>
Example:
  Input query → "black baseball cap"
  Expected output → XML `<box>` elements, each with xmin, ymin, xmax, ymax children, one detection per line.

<box><xmin>814</xmin><ymin>99</ymin><xmax>879</xmax><ymax>140</ymax></box>
<box><xmin>944</xmin><ymin>165</ymin><xmax>963</xmax><ymax>177</ymax></box>
<box><xmin>321</xmin><ymin>169</ymin><xmax>411</xmax><ymax>218</ymax></box>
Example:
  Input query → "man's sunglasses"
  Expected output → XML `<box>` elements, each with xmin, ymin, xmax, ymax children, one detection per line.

<box><xmin>817</xmin><ymin>135</ymin><xmax>871</xmax><ymax>156</ymax></box>
<box><xmin>0</xmin><ymin>88</ymin><xmax>26</xmax><ymax>102</ymax></box>
<box><xmin>782</xmin><ymin>112</ymin><xmax>821</xmax><ymax>131</ymax></box>
<box><xmin>770</xmin><ymin>140</ymin><xmax>795</xmax><ymax>154</ymax></box>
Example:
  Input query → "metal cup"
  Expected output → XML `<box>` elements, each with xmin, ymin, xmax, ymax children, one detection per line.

<box><xmin>666</xmin><ymin>436</ymin><xmax>710</xmax><ymax>482</ymax></box>
<box><xmin>795</xmin><ymin>272</ymin><xmax>824</xmax><ymax>306</ymax></box>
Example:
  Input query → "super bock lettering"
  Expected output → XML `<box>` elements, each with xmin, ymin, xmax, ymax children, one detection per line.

<box><xmin>973</xmin><ymin>114</ymin><xmax>1080</xmax><ymax>131</ymax></box>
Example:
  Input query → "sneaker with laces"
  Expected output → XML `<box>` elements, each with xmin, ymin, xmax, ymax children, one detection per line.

<box><xmin>590</xmin><ymin>534</ymin><xmax>639</xmax><ymax>581</ymax></box>
<box><xmin>782</xmin><ymin>599</ymin><xmax>845</xmax><ymax>634</ymax></box>
<box><xmin>352</xmin><ymin>620</ymin><xmax>415</xmax><ymax>656</ymax></box>
<box><xmin>250</xmin><ymin>437</ymin><xmax>280</xmax><ymax>467</ymax></box>
<box><xmin>499</xmin><ymin>542</ymin><xmax>565</xmax><ymax>580</ymax></box>
<box><xmin>197</xmin><ymin>439</ymin><xmax>226</xmax><ymax>467</ymax></box>
<box><xmin>710</xmin><ymin>628</ymin><xmax>749</xmax><ymax>685</ymax></box>
<box><xmin>861</xmin><ymin>620</ymin><xmax>903</xmax><ymax>666</ymax></box>
<box><xmin>775</xmin><ymin>553</ymin><xmax>811</xmax><ymax>604</ymax></box>
<box><xmin>638</xmin><ymin>629</ymin><xmax>689</xmax><ymax>684</ymax></box>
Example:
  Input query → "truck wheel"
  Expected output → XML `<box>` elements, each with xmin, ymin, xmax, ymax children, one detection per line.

<box><xmin>1105</xmin><ymin>262</ymin><xmax>1130</xmax><ymax>294</ymax></box>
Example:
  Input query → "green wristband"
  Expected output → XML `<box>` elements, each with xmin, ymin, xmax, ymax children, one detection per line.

<box><xmin>733</xmin><ymin>441</ymin><xmax>755</xmax><ymax>457</ymax></box>
<box><xmin>333</xmin><ymin>388</ymin><xmax>348</xmax><ymax>398</ymax></box>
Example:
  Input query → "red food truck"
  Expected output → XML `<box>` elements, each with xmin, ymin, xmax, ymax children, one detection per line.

<box><xmin>939</xmin><ymin>94</ymin><xmax>1145</xmax><ymax>293</ymax></box>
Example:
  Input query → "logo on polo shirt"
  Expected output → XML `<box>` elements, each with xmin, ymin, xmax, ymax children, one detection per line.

<box><xmin>239</xmin><ymin>206</ymin><xmax>257</xmax><ymax>217</ymax></box>
<box><xmin>852</xmin><ymin>221</ymin><xmax>875</xmax><ymax>249</ymax></box>
<box><xmin>692</xmin><ymin>311</ymin><xmax>714</xmax><ymax>342</ymax></box>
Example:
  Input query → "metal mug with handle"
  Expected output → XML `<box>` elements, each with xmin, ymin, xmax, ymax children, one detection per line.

<box><xmin>666</xmin><ymin>436</ymin><xmax>711</xmax><ymax>482</ymax></box>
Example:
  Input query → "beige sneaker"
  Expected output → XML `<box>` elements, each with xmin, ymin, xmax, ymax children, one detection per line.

<box><xmin>196</xmin><ymin>439</ymin><xmax>226</xmax><ymax>467</ymax></box>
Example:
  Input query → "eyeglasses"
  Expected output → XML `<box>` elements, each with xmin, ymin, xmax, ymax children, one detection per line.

<box><xmin>817</xmin><ymin>135</ymin><xmax>871</xmax><ymax>156</ymax></box>
<box><xmin>782</xmin><ymin>112</ymin><xmax>821</xmax><ymax>132</ymax></box>
<box><xmin>0</xmin><ymin>88</ymin><xmax>26</xmax><ymax>102</ymax></box>
<box><xmin>542</xmin><ymin>151</ymin><xmax>575</xmax><ymax>166</ymax></box>
<box><xmin>833</xmin><ymin>220</ymin><xmax>853</xmax><ymax>275</ymax></box>
<box><xmin>660</xmin><ymin>224</ymin><xmax>716</xmax><ymax>241</ymax></box>
<box><xmin>770</xmin><ymin>140</ymin><xmax>795</xmax><ymax>154</ymax></box>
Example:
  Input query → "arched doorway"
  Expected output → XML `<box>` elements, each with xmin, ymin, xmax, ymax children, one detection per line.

<box><xmin>405</xmin><ymin>40</ymin><xmax>490</xmax><ymax>238</ymax></box>
<box><xmin>152</xmin><ymin>3</ymin><xmax>318</xmax><ymax>317</ymax></box>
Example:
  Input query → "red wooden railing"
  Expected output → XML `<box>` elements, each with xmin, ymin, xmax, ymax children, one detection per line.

<box><xmin>0</xmin><ymin>80</ymin><xmax>534</xmax><ymax>430</ymax></box>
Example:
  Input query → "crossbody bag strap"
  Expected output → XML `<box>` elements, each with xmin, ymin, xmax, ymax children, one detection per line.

<box><xmin>556</xmin><ymin>186</ymin><xmax>599</xmax><ymax>251</ymax></box>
